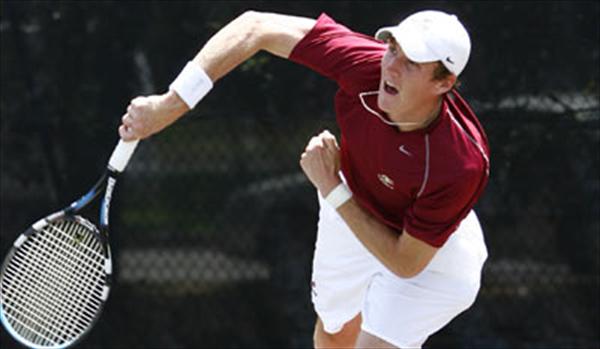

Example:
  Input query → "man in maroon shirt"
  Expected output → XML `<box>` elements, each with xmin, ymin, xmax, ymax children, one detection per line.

<box><xmin>119</xmin><ymin>10</ymin><xmax>489</xmax><ymax>349</ymax></box>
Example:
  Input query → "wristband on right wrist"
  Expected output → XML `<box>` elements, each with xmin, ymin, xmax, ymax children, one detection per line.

<box><xmin>169</xmin><ymin>61</ymin><xmax>213</xmax><ymax>109</ymax></box>
<box><xmin>324</xmin><ymin>183</ymin><xmax>353</xmax><ymax>210</ymax></box>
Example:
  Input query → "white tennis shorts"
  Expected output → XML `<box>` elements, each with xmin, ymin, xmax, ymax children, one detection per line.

<box><xmin>311</xmin><ymin>193</ymin><xmax>488</xmax><ymax>348</ymax></box>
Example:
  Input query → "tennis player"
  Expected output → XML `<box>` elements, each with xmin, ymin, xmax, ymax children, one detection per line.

<box><xmin>119</xmin><ymin>10</ymin><xmax>490</xmax><ymax>349</ymax></box>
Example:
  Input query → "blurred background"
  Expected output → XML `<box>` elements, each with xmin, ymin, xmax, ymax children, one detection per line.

<box><xmin>1</xmin><ymin>1</ymin><xmax>598</xmax><ymax>348</ymax></box>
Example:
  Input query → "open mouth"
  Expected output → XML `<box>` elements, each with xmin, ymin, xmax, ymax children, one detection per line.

<box><xmin>383</xmin><ymin>81</ymin><xmax>399</xmax><ymax>95</ymax></box>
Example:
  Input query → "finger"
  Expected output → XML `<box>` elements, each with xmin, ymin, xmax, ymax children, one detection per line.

<box><xmin>306</xmin><ymin>135</ymin><xmax>324</xmax><ymax>152</ymax></box>
<box><xmin>122</xmin><ymin>124</ymin><xmax>140</xmax><ymax>141</ymax></box>
<box><xmin>321</xmin><ymin>130</ymin><xmax>339</xmax><ymax>149</ymax></box>
<box><xmin>299</xmin><ymin>155</ymin><xmax>310</xmax><ymax>171</ymax></box>
<box><xmin>121</xmin><ymin>114</ymin><xmax>131</xmax><ymax>127</ymax></box>
<box><xmin>128</xmin><ymin>105</ymin><xmax>140</xmax><ymax>119</ymax></box>
<box><xmin>122</xmin><ymin>113</ymin><xmax>136</xmax><ymax>128</ymax></box>
<box><xmin>319</xmin><ymin>129</ymin><xmax>336</xmax><ymax>141</ymax></box>
<box><xmin>119</xmin><ymin>124</ymin><xmax>134</xmax><ymax>141</ymax></box>
<box><xmin>131</xmin><ymin>96</ymin><xmax>146</xmax><ymax>107</ymax></box>
<box><xmin>323</xmin><ymin>137</ymin><xmax>338</xmax><ymax>150</ymax></box>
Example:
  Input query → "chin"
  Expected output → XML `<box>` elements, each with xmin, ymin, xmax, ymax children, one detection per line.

<box><xmin>377</xmin><ymin>92</ymin><xmax>394</xmax><ymax>113</ymax></box>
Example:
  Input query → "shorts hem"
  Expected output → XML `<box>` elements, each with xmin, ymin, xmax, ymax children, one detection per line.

<box><xmin>361</xmin><ymin>323</ymin><xmax>423</xmax><ymax>349</ymax></box>
<box><xmin>318</xmin><ymin>308</ymin><xmax>362</xmax><ymax>334</ymax></box>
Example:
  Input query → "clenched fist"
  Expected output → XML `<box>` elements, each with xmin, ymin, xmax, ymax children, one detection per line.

<box><xmin>119</xmin><ymin>91</ymin><xmax>189</xmax><ymax>141</ymax></box>
<box><xmin>300</xmin><ymin>130</ymin><xmax>342</xmax><ymax>197</ymax></box>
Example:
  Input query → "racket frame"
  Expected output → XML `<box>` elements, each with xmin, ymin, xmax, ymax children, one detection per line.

<box><xmin>0</xmin><ymin>170</ymin><xmax>119</xmax><ymax>349</ymax></box>
<box><xmin>1</xmin><ymin>139</ymin><xmax>137</xmax><ymax>348</ymax></box>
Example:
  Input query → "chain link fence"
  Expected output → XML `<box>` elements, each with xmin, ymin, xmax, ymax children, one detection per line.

<box><xmin>1</xmin><ymin>1</ymin><xmax>598</xmax><ymax>348</ymax></box>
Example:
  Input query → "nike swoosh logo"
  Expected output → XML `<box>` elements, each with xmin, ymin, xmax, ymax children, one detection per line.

<box><xmin>446</xmin><ymin>56</ymin><xmax>454</xmax><ymax>64</ymax></box>
<box><xmin>399</xmin><ymin>145</ymin><xmax>412</xmax><ymax>157</ymax></box>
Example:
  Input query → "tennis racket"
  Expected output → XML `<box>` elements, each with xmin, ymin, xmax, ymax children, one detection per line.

<box><xmin>0</xmin><ymin>139</ymin><xmax>139</xmax><ymax>349</ymax></box>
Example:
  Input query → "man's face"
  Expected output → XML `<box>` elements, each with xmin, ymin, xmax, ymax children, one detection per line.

<box><xmin>377</xmin><ymin>39</ymin><xmax>442</xmax><ymax>121</ymax></box>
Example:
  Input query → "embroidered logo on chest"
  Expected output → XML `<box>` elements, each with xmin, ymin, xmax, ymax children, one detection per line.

<box><xmin>377</xmin><ymin>173</ymin><xmax>395</xmax><ymax>190</ymax></box>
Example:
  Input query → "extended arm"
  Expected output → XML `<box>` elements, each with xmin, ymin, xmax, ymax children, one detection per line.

<box><xmin>119</xmin><ymin>11</ymin><xmax>316</xmax><ymax>141</ymax></box>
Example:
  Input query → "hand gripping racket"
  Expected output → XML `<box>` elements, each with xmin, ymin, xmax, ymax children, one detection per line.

<box><xmin>0</xmin><ymin>139</ymin><xmax>139</xmax><ymax>349</ymax></box>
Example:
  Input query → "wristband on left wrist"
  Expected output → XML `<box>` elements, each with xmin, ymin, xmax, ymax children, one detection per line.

<box><xmin>324</xmin><ymin>183</ymin><xmax>352</xmax><ymax>210</ymax></box>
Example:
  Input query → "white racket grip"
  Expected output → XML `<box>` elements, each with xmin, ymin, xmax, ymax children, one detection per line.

<box><xmin>108</xmin><ymin>139</ymin><xmax>139</xmax><ymax>172</ymax></box>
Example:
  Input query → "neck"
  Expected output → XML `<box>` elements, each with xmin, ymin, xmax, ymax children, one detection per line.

<box><xmin>393</xmin><ymin>97</ymin><xmax>443</xmax><ymax>132</ymax></box>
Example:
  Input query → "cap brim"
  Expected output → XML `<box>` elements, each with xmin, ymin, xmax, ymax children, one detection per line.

<box><xmin>375</xmin><ymin>27</ymin><xmax>394</xmax><ymax>42</ymax></box>
<box><xmin>375</xmin><ymin>25</ymin><xmax>439</xmax><ymax>64</ymax></box>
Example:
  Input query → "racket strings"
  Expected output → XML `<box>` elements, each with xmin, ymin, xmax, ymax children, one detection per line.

<box><xmin>1</xmin><ymin>220</ymin><xmax>107</xmax><ymax>346</ymax></box>
<box><xmin>2</xmin><ymin>267</ymin><xmax>73</xmax><ymax>343</ymax></box>
<box><xmin>15</xmin><ymin>222</ymin><xmax>104</xmax><ymax>312</ymax></box>
<box><xmin>26</xmin><ymin>221</ymin><xmax>105</xmax><ymax>335</ymax></box>
<box><xmin>3</xmin><ymin>224</ymin><xmax>104</xmax><ymax>345</ymax></box>
<box><xmin>5</xmin><ymin>249</ymin><xmax>100</xmax><ymax>327</ymax></box>
<box><xmin>3</xmin><ymin>232</ymin><xmax>101</xmax><ymax>344</ymax></box>
<box><xmin>6</xmin><ymin>236</ymin><xmax>102</xmax><ymax>333</ymax></box>
<box><xmin>50</xmin><ymin>221</ymin><xmax>105</xmax><ymax>260</ymax></box>
<box><xmin>36</xmin><ymin>223</ymin><xmax>105</xmax><ymax>289</ymax></box>
<box><xmin>4</xmin><ymin>249</ymin><xmax>83</xmax><ymax>343</ymax></box>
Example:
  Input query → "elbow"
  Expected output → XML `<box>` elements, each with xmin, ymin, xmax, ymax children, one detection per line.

<box><xmin>392</xmin><ymin>266</ymin><xmax>423</xmax><ymax>279</ymax></box>
<box><xmin>238</xmin><ymin>10</ymin><xmax>268</xmax><ymax>34</ymax></box>
<box><xmin>235</xmin><ymin>10</ymin><xmax>270</xmax><ymax>47</ymax></box>
<box><xmin>389</xmin><ymin>230</ymin><xmax>438</xmax><ymax>279</ymax></box>
<box><xmin>391</xmin><ymin>261</ymin><xmax>427</xmax><ymax>279</ymax></box>
<box><xmin>238</xmin><ymin>10</ymin><xmax>262</xmax><ymax>23</ymax></box>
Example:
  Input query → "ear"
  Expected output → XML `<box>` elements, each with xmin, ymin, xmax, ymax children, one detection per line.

<box><xmin>434</xmin><ymin>74</ymin><xmax>457</xmax><ymax>95</ymax></box>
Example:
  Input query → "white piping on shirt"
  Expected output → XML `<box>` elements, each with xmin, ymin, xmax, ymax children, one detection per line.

<box><xmin>358</xmin><ymin>90</ymin><xmax>431</xmax><ymax>199</ymax></box>
<box><xmin>448</xmin><ymin>109</ymin><xmax>491</xmax><ymax>176</ymax></box>
<box><xmin>358</xmin><ymin>91</ymin><xmax>421</xmax><ymax>127</ymax></box>
<box><xmin>416</xmin><ymin>134</ymin><xmax>430</xmax><ymax>198</ymax></box>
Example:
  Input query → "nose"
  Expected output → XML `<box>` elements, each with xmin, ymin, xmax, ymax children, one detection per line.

<box><xmin>383</xmin><ymin>55</ymin><xmax>402</xmax><ymax>79</ymax></box>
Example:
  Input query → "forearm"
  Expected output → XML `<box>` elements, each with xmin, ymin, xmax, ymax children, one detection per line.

<box><xmin>336</xmin><ymin>199</ymin><xmax>436</xmax><ymax>278</ymax></box>
<box><xmin>158</xmin><ymin>12</ymin><xmax>263</xmax><ymax>115</ymax></box>
<box><xmin>336</xmin><ymin>200</ymin><xmax>406</xmax><ymax>275</ymax></box>
<box><xmin>164</xmin><ymin>11</ymin><xmax>313</xmax><ymax>114</ymax></box>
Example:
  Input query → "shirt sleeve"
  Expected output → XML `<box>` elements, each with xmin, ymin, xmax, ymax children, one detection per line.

<box><xmin>403</xmin><ymin>165</ymin><xmax>488</xmax><ymax>247</ymax></box>
<box><xmin>288</xmin><ymin>13</ymin><xmax>386</xmax><ymax>94</ymax></box>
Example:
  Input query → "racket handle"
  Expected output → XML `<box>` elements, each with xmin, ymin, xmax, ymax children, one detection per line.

<box><xmin>108</xmin><ymin>139</ymin><xmax>139</xmax><ymax>172</ymax></box>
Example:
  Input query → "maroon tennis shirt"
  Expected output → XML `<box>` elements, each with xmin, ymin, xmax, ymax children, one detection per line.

<box><xmin>289</xmin><ymin>14</ymin><xmax>490</xmax><ymax>247</ymax></box>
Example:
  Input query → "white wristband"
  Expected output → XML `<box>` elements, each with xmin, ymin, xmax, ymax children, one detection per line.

<box><xmin>169</xmin><ymin>61</ymin><xmax>213</xmax><ymax>109</ymax></box>
<box><xmin>324</xmin><ymin>183</ymin><xmax>353</xmax><ymax>210</ymax></box>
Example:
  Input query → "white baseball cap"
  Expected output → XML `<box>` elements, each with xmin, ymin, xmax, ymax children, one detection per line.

<box><xmin>375</xmin><ymin>10</ymin><xmax>471</xmax><ymax>76</ymax></box>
